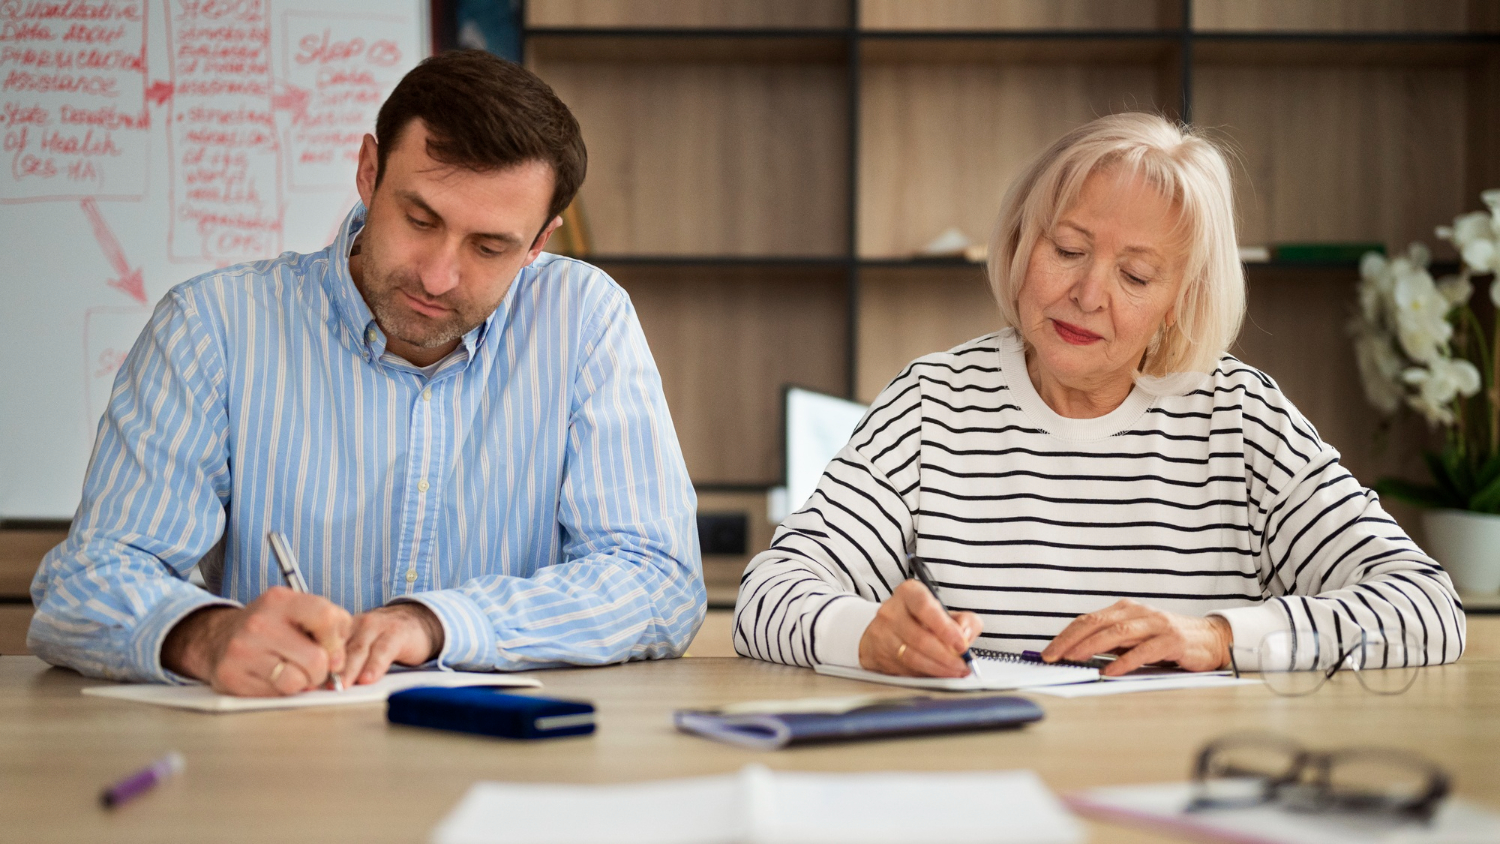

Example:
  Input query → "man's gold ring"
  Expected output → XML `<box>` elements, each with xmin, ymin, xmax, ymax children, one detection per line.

<box><xmin>269</xmin><ymin>659</ymin><xmax>286</xmax><ymax>683</ymax></box>
<box><xmin>896</xmin><ymin>643</ymin><xmax>908</xmax><ymax>661</ymax></box>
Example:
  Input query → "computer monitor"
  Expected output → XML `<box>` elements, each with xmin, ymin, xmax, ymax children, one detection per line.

<box><xmin>783</xmin><ymin>386</ymin><xmax>869</xmax><ymax>518</ymax></box>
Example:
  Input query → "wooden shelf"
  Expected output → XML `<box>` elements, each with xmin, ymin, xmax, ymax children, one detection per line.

<box><xmin>859</xmin><ymin>0</ymin><xmax>1178</xmax><ymax>33</ymax></box>
<box><xmin>1195</xmin><ymin>61</ymin><xmax>1475</xmax><ymax>253</ymax></box>
<box><xmin>526</xmin><ymin>0</ymin><xmax>851</xmax><ymax>30</ymax></box>
<box><xmin>855</xmin><ymin>264</ymin><xmax>997</xmax><ymax>402</ymax></box>
<box><xmin>527</xmin><ymin>32</ymin><xmax>849</xmax><ymax>63</ymax></box>
<box><xmin>1193</xmin><ymin>33</ymin><xmax>1500</xmax><ymax>67</ymax></box>
<box><xmin>529</xmin><ymin>45</ymin><xmax>849</xmax><ymax>259</ymax></box>
<box><xmin>610</xmin><ymin>265</ymin><xmax>848</xmax><ymax>486</ymax></box>
<box><xmin>1190</xmin><ymin>0</ymin><xmax>1495</xmax><ymax>34</ymax></box>
<box><xmin>858</xmin><ymin>54</ymin><xmax>1177</xmax><ymax>260</ymax></box>
<box><xmin>859</xmin><ymin>33</ymin><xmax>1182</xmax><ymax>64</ymax></box>
<box><xmin>513</xmin><ymin>0</ymin><xmax>1500</xmax><ymax>504</ymax></box>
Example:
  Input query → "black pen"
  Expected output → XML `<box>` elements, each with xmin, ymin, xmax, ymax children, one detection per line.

<box><xmin>267</xmin><ymin>531</ymin><xmax>344</xmax><ymax>692</ymax></box>
<box><xmin>906</xmin><ymin>553</ymin><xmax>975</xmax><ymax>668</ymax></box>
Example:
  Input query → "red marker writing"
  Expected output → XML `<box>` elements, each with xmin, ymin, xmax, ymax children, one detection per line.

<box><xmin>100</xmin><ymin>752</ymin><xmax>184</xmax><ymax>808</ymax></box>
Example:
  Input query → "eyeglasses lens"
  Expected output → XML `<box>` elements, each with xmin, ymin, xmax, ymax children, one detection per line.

<box><xmin>1195</xmin><ymin>737</ymin><xmax>1300</xmax><ymax>808</ymax></box>
<box><xmin>1321</xmin><ymin>751</ymin><xmax>1442</xmax><ymax>817</ymax></box>
<box><xmin>1257</xmin><ymin>631</ymin><xmax>1331</xmax><ymax>696</ymax></box>
<box><xmin>1353</xmin><ymin>634</ymin><xmax>1420</xmax><ymax>695</ymax></box>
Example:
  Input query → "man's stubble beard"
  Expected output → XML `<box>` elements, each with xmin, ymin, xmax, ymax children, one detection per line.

<box><xmin>359</xmin><ymin>260</ymin><xmax>489</xmax><ymax>351</ymax></box>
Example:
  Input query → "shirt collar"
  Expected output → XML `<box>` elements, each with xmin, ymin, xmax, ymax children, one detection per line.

<box><xmin>320</xmin><ymin>203</ymin><xmax>506</xmax><ymax>368</ymax></box>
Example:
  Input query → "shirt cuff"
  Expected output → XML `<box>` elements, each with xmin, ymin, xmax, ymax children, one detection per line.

<box><xmin>1207</xmin><ymin>604</ymin><xmax>1290</xmax><ymax>672</ymax></box>
<box><xmin>391</xmin><ymin>589</ymin><xmax>500</xmax><ymax>672</ymax></box>
<box><xmin>135</xmin><ymin>589</ymin><xmax>241</xmax><ymax>684</ymax></box>
<box><xmin>812</xmin><ymin>596</ymin><xmax>880</xmax><ymax>668</ymax></box>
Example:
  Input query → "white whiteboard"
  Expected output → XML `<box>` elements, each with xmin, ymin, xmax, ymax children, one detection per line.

<box><xmin>0</xmin><ymin>0</ymin><xmax>428</xmax><ymax>519</ymax></box>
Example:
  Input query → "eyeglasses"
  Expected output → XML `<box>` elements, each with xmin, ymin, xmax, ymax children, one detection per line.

<box><xmin>1188</xmin><ymin>732</ymin><xmax>1449</xmax><ymax>822</ymax></box>
<box><xmin>1231</xmin><ymin>629</ymin><xmax>1420</xmax><ymax>696</ymax></box>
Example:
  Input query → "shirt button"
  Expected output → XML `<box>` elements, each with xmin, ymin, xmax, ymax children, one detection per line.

<box><xmin>405</xmin><ymin>570</ymin><xmax>417</xmax><ymax>583</ymax></box>
<box><xmin>365</xmin><ymin>327</ymin><xmax>377</xmax><ymax>342</ymax></box>
<box><xmin>417</xmin><ymin>479</ymin><xmax>430</xmax><ymax>493</ymax></box>
<box><xmin>422</xmin><ymin>388</ymin><xmax>431</xmax><ymax>401</ymax></box>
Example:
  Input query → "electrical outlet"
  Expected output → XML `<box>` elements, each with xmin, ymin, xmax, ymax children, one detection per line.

<box><xmin>697</xmin><ymin>512</ymin><xmax>748</xmax><ymax>556</ymax></box>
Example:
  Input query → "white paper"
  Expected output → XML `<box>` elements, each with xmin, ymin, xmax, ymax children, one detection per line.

<box><xmin>82</xmin><ymin>670</ymin><xmax>540</xmax><ymax>713</ymax></box>
<box><xmin>1028</xmin><ymin>675</ymin><xmax>1259</xmax><ymax>697</ymax></box>
<box><xmin>431</xmin><ymin>765</ymin><xmax>1084</xmax><ymax>844</ymax></box>
<box><xmin>1068</xmin><ymin>781</ymin><xmax>1500</xmax><ymax>844</ymax></box>
<box><xmin>815</xmin><ymin>658</ymin><xmax>1097</xmax><ymax>691</ymax></box>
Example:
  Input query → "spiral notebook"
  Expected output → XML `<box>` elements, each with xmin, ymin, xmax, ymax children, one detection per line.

<box><xmin>814</xmin><ymin>649</ymin><xmax>1102</xmax><ymax>691</ymax></box>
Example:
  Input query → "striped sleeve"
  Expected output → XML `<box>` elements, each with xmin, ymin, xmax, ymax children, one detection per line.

<box><xmin>733</xmin><ymin>366</ymin><xmax>926</xmax><ymax>667</ymax></box>
<box><xmin>1210</xmin><ymin>364</ymin><xmax>1465</xmax><ymax>668</ymax></box>
<box><xmin>28</xmin><ymin>288</ymin><xmax>239</xmax><ymax>683</ymax></box>
<box><xmin>397</xmin><ymin>282</ymin><xmax>705</xmax><ymax>671</ymax></box>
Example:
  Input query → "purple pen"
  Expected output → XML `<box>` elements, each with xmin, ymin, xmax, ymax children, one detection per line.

<box><xmin>101</xmin><ymin>752</ymin><xmax>184</xmax><ymax>808</ymax></box>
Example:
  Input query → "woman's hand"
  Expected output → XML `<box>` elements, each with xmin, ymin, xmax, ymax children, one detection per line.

<box><xmin>858</xmin><ymin>579</ymin><xmax>982</xmax><ymax>677</ymax></box>
<box><xmin>1040</xmin><ymin>598</ymin><xmax>1232</xmax><ymax>676</ymax></box>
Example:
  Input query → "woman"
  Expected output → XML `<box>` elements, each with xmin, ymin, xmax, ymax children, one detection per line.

<box><xmin>734</xmin><ymin>113</ymin><xmax>1463</xmax><ymax>678</ymax></box>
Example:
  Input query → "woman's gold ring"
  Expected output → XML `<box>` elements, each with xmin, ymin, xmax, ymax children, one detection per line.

<box><xmin>269</xmin><ymin>659</ymin><xmax>286</xmax><ymax>683</ymax></box>
<box><xmin>896</xmin><ymin>643</ymin><xmax>908</xmax><ymax>661</ymax></box>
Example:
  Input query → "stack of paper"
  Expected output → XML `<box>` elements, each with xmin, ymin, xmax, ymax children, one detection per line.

<box><xmin>431</xmin><ymin>764</ymin><xmax>1084</xmax><ymax>844</ymax></box>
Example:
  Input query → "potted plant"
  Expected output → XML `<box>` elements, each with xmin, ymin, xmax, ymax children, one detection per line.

<box><xmin>1350</xmin><ymin>189</ymin><xmax>1500</xmax><ymax>593</ymax></box>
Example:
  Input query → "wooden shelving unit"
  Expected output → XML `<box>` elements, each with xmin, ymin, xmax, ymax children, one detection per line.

<box><xmin>2</xmin><ymin>1</ymin><xmax>1495</xmax><ymax>629</ymax></box>
<box><xmin>519</xmin><ymin>0</ymin><xmax>1498</xmax><ymax>604</ymax></box>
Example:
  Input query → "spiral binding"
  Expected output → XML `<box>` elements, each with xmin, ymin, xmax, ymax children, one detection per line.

<box><xmin>971</xmin><ymin>648</ymin><xmax>1102</xmax><ymax>670</ymax></box>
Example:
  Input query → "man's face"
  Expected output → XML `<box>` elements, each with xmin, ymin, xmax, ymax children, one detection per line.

<box><xmin>351</xmin><ymin>119</ymin><xmax>561</xmax><ymax>366</ymax></box>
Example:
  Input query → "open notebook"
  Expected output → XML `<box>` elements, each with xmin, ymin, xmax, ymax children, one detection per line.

<box><xmin>815</xmin><ymin>649</ymin><xmax>1233</xmax><ymax>692</ymax></box>
<box><xmin>82</xmin><ymin>669</ymin><xmax>541</xmax><ymax>713</ymax></box>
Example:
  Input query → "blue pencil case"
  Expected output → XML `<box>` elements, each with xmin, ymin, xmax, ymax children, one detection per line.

<box><xmin>387</xmin><ymin>687</ymin><xmax>596</xmax><ymax>739</ymax></box>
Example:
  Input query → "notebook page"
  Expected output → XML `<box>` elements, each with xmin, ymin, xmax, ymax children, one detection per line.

<box><xmin>815</xmin><ymin>654</ymin><xmax>1097</xmax><ymax>691</ymax></box>
<box><xmin>82</xmin><ymin>670</ymin><xmax>540</xmax><ymax>713</ymax></box>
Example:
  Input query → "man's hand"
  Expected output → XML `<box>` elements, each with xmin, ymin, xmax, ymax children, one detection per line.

<box><xmin>341</xmin><ymin>603</ymin><xmax>445</xmax><ymax>685</ymax></box>
<box><xmin>1040</xmin><ymin>598</ymin><xmax>1232</xmax><ymax>676</ymax></box>
<box><xmin>858</xmin><ymin>579</ymin><xmax>982</xmax><ymax>678</ymax></box>
<box><xmin>161</xmin><ymin>587</ymin><xmax>352</xmax><ymax>696</ymax></box>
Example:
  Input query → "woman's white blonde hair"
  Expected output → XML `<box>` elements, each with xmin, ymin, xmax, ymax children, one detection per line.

<box><xmin>987</xmin><ymin>112</ymin><xmax>1245</xmax><ymax>376</ymax></box>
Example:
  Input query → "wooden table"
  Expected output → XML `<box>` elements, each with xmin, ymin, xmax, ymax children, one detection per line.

<box><xmin>4</xmin><ymin>620</ymin><xmax>1498</xmax><ymax>844</ymax></box>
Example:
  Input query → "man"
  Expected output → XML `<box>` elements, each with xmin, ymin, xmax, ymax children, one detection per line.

<box><xmin>29</xmin><ymin>50</ymin><xmax>705</xmax><ymax>695</ymax></box>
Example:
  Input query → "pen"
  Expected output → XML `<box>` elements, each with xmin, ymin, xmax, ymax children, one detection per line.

<box><xmin>906</xmin><ymin>553</ymin><xmax>975</xmax><ymax>668</ymax></box>
<box><xmin>101</xmin><ymin>751</ymin><xmax>184</xmax><ymax>808</ymax></box>
<box><xmin>267</xmin><ymin>531</ymin><xmax>344</xmax><ymax>692</ymax></box>
<box><xmin>1021</xmin><ymin>649</ymin><xmax>1117</xmax><ymax>670</ymax></box>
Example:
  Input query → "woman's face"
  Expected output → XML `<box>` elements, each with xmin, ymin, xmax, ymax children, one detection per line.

<box><xmin>1017</xmin><ymin>167</ymin><xmax>1186</xmax><ymax>394</ymax></box>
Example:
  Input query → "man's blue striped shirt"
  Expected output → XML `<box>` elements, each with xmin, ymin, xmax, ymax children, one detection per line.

<box><xmin>30</xmin><ymin>205</ymin><xmax>705</xmax><ymax>682</ymax></box>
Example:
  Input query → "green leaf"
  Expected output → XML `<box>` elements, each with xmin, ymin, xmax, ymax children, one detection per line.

<box><xmin>1375</xmin><ymin>476</ymin><xmax>1461</xmax><ymax>510</ymax></box>
<box><xmin>1424</xmin><ymin>452</ymin><xmax>1463</xmax><ymax>502</ymax></box>
<box><xmin>1469</xmin><ymin>472</ymin><xmax>1500</xmax><ymax>514</ymax></box>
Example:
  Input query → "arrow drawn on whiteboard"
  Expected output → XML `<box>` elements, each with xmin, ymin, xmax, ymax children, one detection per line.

<box><xmin>271</xmin><ymin>81</ymin><xmax>312</xmax><ymax>122</ymax></box>
<box><xmin>145</xmin><ymin>80</ymin><xmax>174</xmax><ymax>106</ymax></box>
<box><xmin>80</xmin><ymin>198</ymin><xmax>147</xmax><ymax>305</ymax></box>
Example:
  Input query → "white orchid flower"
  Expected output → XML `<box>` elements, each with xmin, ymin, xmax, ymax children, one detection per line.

<box><xmin>1392</xmin><ymin>268</ymin><xmax>1452</xmax><ymax>362</ymax></box>
<box><xmin>1360</xmin><ymin>251</ymin><xmax>1388</xmax><ymax>283</ymax></box>
<box><xmin>1482</xmin><ymin>188</ymin><xmax>1500</xmax><ymax>215</ymax></box>
<box><xmin>1406</xmin><ymin>241</ymin><xmax>1432</xmax><ymax>268</ymax></box>
<box><xmin>1403</xmin><ymin>356</ymin><xmax>1480</xmax><ymax>428</ymax></box>
<box><xmin>1444</xmin><ymin>211</ymin><xmax>1491</xmax><ymax>248</ymax></box>
<box><xmin>1407</xmin><ymin>392</ymin><xmax>1455</xmax><ymax>426</ymax></box>
<box><xmin>1463</xmin><ymin>237</ymin><xmax>1498</xmax><ymax>275</ymax></box>
<box><xmin>1437</xmin><ymin>274</ymin><xmax>1473</xmax><ymax>306</ymax></box>
<box><xmin>1352</xmin><ymin>331</ymin><xmax>1406</xmax><ymax>414</ymax></box>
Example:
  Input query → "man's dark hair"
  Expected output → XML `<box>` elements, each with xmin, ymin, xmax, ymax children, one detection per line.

<box><xmin>375</xmin><ymin>49</ymin><xmax>587</xmax><ymax>224</ymax></box>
